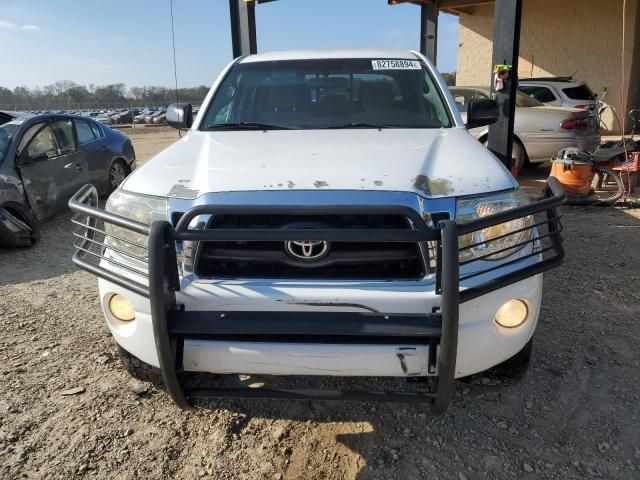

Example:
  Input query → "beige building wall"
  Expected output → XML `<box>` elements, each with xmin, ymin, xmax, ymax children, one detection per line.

<box><xmin>456</xmin><ymin>0</ymin><xmax>640</xmax><ymax>133</ymax></box>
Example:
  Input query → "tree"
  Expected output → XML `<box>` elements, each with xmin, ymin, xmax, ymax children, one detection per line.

<box><xmin>0</xmin><ymin>81</ymin><xmax>211</xmax><ymax>110</ymax></box>
<box><xmin>129</xmin><ymin>86</ymin><xmax>145</xmax><ymax>100</ymax></box>
<box><xmin>67</xmin><ymin>85</ymin><xmax>91</xmax><ymax>104</ymax></box>
<box><xmin>50</xmin><ymin>80</ymin><xmax>77</xmax><ymax>96</ymax></box>
<box><xmin>0</xmin><ymin>87</ymin><xmax>12</xmax><ymax>105</ymax></box>
<box><xmin>94</xmin><ymin>84</ymin><xmax>127</xmax><ymax>104</ymax></box>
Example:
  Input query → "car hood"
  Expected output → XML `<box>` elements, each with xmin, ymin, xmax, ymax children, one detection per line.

<box><xmin>122</xmin><ymin>128</ymin><xmax>517</xmax><ymax>199</ymax></box>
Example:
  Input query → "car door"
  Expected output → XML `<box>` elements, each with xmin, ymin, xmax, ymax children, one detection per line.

<box><xmin>16</xmin><ymin>119</ymin><xmax>89</xmax><ymax>219</ymax></box>
<box><xmin>74</xmin><ymin>118</ymin><xmax>111</xmax><ymax>189</ymax></box>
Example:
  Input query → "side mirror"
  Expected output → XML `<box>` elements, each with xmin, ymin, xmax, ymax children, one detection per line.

<box><xmin>465</xmin><ymin>99</ymin><xmax>499</xmax><ymax>129</ymax></box>
<box><xmin>167</xmin><ymin>103</ymin><xmax>193</xmax><ymax>130</ymax></box>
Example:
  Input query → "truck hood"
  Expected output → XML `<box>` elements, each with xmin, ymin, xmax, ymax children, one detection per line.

<box><xmin>122</xmin><ymin>128</ymin><xmax>517</xmax><ymax>199</ymax></box>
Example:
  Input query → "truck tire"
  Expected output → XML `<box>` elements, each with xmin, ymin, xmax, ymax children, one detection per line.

<box><xmin>490</xmin><ymin>338</ymin><xmax>533</xmax><ymax>379</ymax></box>
<box><xmin>116</xmin><ymin>345</ymin><xmax>164</xmax><ymax>386</ymax></box>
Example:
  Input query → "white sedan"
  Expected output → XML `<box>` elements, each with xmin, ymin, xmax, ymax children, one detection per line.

<box><xmin>451</xmin><ymin>86</ymin><xmax>601</xmax><ymax>172</ymax></box>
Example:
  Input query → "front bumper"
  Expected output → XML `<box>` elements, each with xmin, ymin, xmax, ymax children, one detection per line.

<box><xmin>98</xmin><ymin>272</ymin><xmax>542</xmax><ymax>379</ymax></box>
<box><xmin>69</xmin><ymin>179</ymin><xmax>565</xmax><ymax>414</ymax></box>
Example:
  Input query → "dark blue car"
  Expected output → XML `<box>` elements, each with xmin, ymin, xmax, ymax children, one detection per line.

<box><xmin>0</xmin><ymin>114</ymin><xmax>135</xmax><ymax>246</ymax></box>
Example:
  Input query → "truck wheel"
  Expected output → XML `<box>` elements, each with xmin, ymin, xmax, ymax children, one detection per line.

<box><xmin>116</xmin><ymin>345</ymin><xmax>164</xmax><ymax>386</ymax></box>
<box><xmin>490</xmin><ymin>338</ymin><xmax>533</xmax><ymax>379</ymax></box>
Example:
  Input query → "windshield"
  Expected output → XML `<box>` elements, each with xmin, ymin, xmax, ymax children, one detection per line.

<box><xmin>200</xmin><ymin>58</ymin><xmax>453</xmax><ymax>130</ymax></box>
<box><xmin>516</xmin><ymin>91</ymin><xmax>545</xmax><ymax>108</ymax></box>
<box><xmin>0</xmin><ymin>123</ymin><xmax>18</xmax><ymax>164</ymax></box>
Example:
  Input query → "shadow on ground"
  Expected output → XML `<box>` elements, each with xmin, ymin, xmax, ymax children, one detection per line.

<box><xmin>0</xmin><ymin>212</ymin><xmax>76</xmax><ymax>285</ymax></box>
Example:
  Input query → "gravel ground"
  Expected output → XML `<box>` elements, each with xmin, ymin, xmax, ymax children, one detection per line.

<box><xmin>1</xmin><ymin>132</ymin><xmax>639</xmax><ymax>479</ymax></box>
<box><xmin>119</xmin><ymin>126</ymin><xmax>181</xmax><ymax>164</ymax></box>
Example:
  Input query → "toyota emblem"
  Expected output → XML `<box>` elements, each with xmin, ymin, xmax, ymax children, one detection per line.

<box><xmin>285</xmin><ymin>240</ymin><xmax>330</xmax><ymax>261</ymax></box>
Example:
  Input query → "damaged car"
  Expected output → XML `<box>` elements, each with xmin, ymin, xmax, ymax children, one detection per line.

<box><xmin>0</xmin><ymin>110</ymin><xmax>26</xmax><ymax>126</ymax></box>
<box><xmin>0</xmin><ymin>114</ymin><xmax>135</xmax><ymax>247</ymax></box>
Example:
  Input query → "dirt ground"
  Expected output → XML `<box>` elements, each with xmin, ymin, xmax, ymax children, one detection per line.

<box><xmin>1</xmin><ymin>129</ymin><xmax>639</xmax><ymax>480</ymax></box>
<box><xmin>122</xmin><ymin>126</ymin><xmax>181</xmax><ymax>164</ymax></box>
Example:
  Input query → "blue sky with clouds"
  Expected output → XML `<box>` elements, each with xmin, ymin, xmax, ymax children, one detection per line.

<box><xmin>0</xmin><ymin>0</ymin><xmax>459</xmax><ymax>89</ymax></box>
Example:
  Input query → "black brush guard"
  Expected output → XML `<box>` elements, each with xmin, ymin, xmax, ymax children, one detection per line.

<box><xmin>69</xmin><ymin>178</ymin><xmax>565</xmax><ymax>414</ymax></box>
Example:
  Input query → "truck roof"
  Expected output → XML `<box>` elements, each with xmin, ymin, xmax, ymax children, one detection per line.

<box><xmin>240</xmin><ymin>48</ymin><xmax>418</xmax><ymax>63</ymax></box>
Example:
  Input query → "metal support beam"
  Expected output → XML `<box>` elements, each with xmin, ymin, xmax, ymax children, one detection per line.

<box><xmin>420</xmin><ymin>1</ymin><xmax>438</xmax><ymax>64</ymax></box>
<box><xmin>487</xmin><ymin>0</ymin><xmax>522</xmax><ymax>173</ymax></box>
<box><xmin>229</xmin><ymin>0</ymin><xmax>257</xmax><ymax>58</ymax></box>
<box><xmin>437</xmin><ymin>0</ymin><xmax>494</xmax><ymax>9</ymax></box>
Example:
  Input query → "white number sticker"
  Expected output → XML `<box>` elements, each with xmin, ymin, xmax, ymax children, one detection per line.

<box><xmin>371</xmin><ymin>59</ymin><xmax>422</xmax><ymax>70</ymax></box>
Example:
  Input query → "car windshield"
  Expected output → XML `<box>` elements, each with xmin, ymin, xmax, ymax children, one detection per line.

<box><xmin>0</xmin><ymin>123</ymin><xmax>18</xmax><ymax>164</ymax></box>
<box><xmin>200</xmin><ymin>58</ymin><xmax>453</xmax><ymax>130</ymax></box>
<box><xmin>516</xmin><ymin>91</ymin><xmax>545</xmax><ymax>108</ymax></box>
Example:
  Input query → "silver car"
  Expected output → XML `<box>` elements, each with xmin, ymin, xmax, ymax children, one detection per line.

<box><xmin>450</xmin><ymin>86</ymin><xmax>600</xmax><ymax>171</ymax></box>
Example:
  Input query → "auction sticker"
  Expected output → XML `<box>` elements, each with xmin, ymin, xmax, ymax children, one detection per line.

<box><xmin>371</xmin><ymin>59</ymin><xmax>421</xmax><ymax>70</ymax></box>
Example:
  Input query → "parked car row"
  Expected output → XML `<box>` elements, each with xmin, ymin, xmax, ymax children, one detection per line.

<box><xmin>132</xmin><ymin>106</ymin><xmax>199</xmax><ymax>125</ymax></box>
<box><xmin>133</xmin><ymin>108</ymin><xmax>167</xmax><ymax>125</ymax></box>
<box><xmin>10</xmin><ymin>106</ymin><xmax>188</xmax><ymax>126</ymax></box>
<box><xmin>95</xmin><ymin>109</ymin><xmax>142</xmax><ymax>125</ymax></box>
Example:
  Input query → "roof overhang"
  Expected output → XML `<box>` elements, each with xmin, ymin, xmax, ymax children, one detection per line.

<box><xmin>388</xmin><ymin>0</ymin><xmax>495</xmax><ymax>15</ymax></box>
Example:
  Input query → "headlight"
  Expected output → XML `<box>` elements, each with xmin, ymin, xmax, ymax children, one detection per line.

<box><xmin>104</xmin><ymin>190</ymin><xmax>168</xmax><ymax>260</ymax></box>
<box><xmin>456</xmin><ymin>189</ymin><xmax>533</xmax><ymax>263</ymax></box>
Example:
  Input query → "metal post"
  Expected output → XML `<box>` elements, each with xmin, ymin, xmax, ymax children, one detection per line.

<box><xmin>229</xmin><ymin>0</ymin><xmax>257</xmax><ymax>58</ymax></box>
<box><xmin>148</xmin><ymin>221</ymin><xmax>191</xmax><ymax>410</ymax></box>
<box><xmin>487</xmin><ymin>0</ymin><xmax>522</xmax><ymax>173</ymax></box>
<box><xmin>420</xmin><ymin>1</ymin><xmax>438</xmax><ymax>64</ymax></box>
<box><xmin>432</xmin><ymin>219</ymin><xmax>459</xmax><ymax>415</ymax></box>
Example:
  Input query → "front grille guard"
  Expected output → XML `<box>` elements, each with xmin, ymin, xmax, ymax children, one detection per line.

<box><xmin>69</xmin><ymin>177</ymin><xmax>565</xmax><ymax>414</ymax></box>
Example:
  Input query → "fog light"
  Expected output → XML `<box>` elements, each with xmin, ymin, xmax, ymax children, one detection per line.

<box><xmin>108</xmin><ymin>294</ymin><xmax>135</xmax><ymax>322</ymax></box>
<box><xmin>494</xmin><ymin>299</ymin><xmax>528</xmax><ymax>328</ymax></box>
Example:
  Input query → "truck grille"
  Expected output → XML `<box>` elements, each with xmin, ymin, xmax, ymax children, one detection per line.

<box><xmin>194</xmin><ymin>214</ymin><xmax>426</xmax><ymax>280</ymax></box>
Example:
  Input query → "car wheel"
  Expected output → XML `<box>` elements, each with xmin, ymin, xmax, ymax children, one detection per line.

<box><xmin>0</xmin><ymin>204</ymin><xmax>41</xmax><ymax>248</ymax></box>
<box><xmin>109</xmin><ymin>159</ymin><xmax>130</xmax><ymax>192</ymax></box>
<box><xmin>482</xmin><ymin>138</ymin><xmax>527</xmax><ymax>176</ymax></box>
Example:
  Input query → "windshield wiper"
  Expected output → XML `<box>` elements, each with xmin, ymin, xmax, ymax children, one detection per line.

<box><xmin>319</xmin><ymin>122</ymin><xmax>394</xmax><ymax>130</ymax></box>
<box><xmin>323</xmin><ymin>123</ymin><xmax>439</xmax><ymax>129</ymax></box>
<box><xmin>205</xmin><ymin>122</ymin><xmax>296</xmax><ymax>130</ymax></box>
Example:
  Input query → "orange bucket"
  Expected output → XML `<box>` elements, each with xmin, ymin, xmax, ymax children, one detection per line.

<box><xmin>550</xmin><ymin>159</ymin><xmax>592</xmax><ymax>196</ymax></box>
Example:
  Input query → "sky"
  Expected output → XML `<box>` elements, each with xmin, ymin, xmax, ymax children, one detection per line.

<box><xmin>0</xmin><ymin>0</ymin><xmax>459</xmax><ymax>90</ymax></box>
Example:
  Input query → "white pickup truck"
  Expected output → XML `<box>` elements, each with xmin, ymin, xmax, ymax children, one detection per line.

<box><xmin>70</xmin><ymin>49</ymin><xmax>565</xmax><ymax>414</ymax></box>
